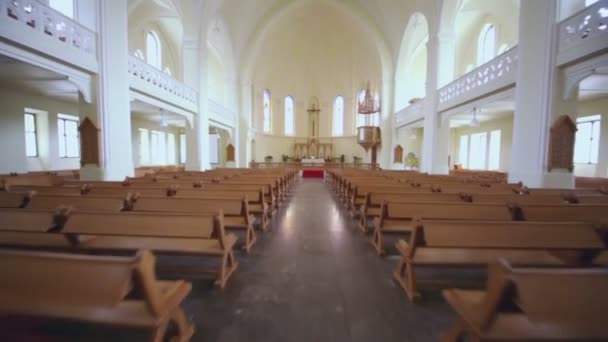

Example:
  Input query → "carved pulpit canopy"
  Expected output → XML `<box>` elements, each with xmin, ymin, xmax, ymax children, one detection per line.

<box><xmin>547</xmin><ymin>115</ymin><xmax>577</xmax><ymax>172</ymax></box>
<box><xmin>79</xmin><ymin>117</ymin><xmax>100</xmax><ymax>167</ymax></box>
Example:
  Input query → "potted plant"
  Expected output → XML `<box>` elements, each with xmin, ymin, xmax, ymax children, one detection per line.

<box><xmin>405</xmin><ymin>152</ymin><xmax>419</xmax><ymax>170</ymax></box>
<box><xmin>353</xmin><ymin>156</ymin><xmax>362</xmax><ymax>164</ymax></box>
<box><xmin>282</xmin><ymin>154</ymin><xmax>289</xmax><ymax>163</ymax></box>
<box><xmin>264</xmin><ymin>155</ymin><xmax>273</xmax><ymax>163</ymax></box>
<box><xmin>340</xmin><ymin>154</ymin><xmax>345</xmax><ymax>163</ymax></box>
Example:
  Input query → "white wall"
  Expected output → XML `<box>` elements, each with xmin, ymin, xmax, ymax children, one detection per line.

<box><xmin>449</xmin><ymin>114</ymin><xmax>513</xmax><ymax>172</ymax></box>
<box><xmin>0</xmin><ymin>89</ymin><xmax>81</xmax><ymax>174</ymax></box>
<box><xmin>250</xmin><ymin>2</ymin><xmax>382</xmax><ymax>159</ymax></box>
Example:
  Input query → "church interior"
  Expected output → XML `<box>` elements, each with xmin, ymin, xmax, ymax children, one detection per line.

<box><xmin>0</xmin><ymin>0</ymin><xmax>608</xmax><ymax>341</ymax></box>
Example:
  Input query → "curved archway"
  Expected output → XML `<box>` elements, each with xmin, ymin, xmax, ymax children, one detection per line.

<box><xmin>395</xmin><ymin>12</ymin><xmax>429</xmax><ymax>111</ymax></box>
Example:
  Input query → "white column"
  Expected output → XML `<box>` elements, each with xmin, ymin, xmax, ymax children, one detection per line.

<box><xmin>597</xmin><ymin>113</ymin><xmax>608</xmax><ymax>177</ymax></box>
<box><xmin>421</xmin><ymin>33</ymin><xmax>450</xmax><ymax>174</ymax></box>
<box><xmin>182</xmin><ymin>37</ymin><xmax>210</xmax><ymax>171</ymax></box>
<box><xmin>238</xmin><ymin>81</ymin><xmax>253</xmax><ymax>167</ymax></box>
<box><xmin>83</xmin><ymin>0</ymin><xmax>132</xmax><ymax>181</ymax></box>
<box><xmin>379</xmin><ymin>78</ymin><xmax>394</xmax><ymax>169</ymax></box>
<box><xmin>508</xmin><ymin>0</ymin><xmax>559</xmax><ymax>187</ymax></box>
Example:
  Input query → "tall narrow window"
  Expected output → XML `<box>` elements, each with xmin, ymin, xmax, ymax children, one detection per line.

<box><xmin>24</xmin><ymin>113</ymin><xmax>38</xmax><ymax>157</ymax></box>
<box><xmin>167</xmin><ymin>133</ymin><xmax>176</xmax><ymax>165</ymax></box>
<box><xmin>263</xmin><ymin>89</ymin><xmax>271</xmax><ymax>133</ymax></box>
<box><xmin>488</xmin><ymin>130</ymin><xmax>501</xmax><ymax>170</ymax></box>
<box><xmin>179</xmin><ymin>133</ymin><xmax>187</xmax><ymax>164</ymax></box>
<box><xmin>150</xmin><ymin>131</ymin><xmax>166</xmax><ymax>165</ymax></box>
<box><xmin>49</xmin><ymin>0</ymin><xmax>74</xmax><ymax>18</ymax></box>
<box><xmin>284</xmin><ymin>96</ymin><xmax>294</xmax><ymax>136</ymax></box>
<box><xmin>469</xmin><ymin>132</ymin><xmax>488</xmax><ymax>169</ymax></box>
<box><xmin>458</xmin><ymin>135</ymin><xmax>469</xmax><ymax>168</ymax></box>
<box><xmin>574</xmin><ymin>115</ymin><xmax>601</xmax><ymax>164</ymax></box>
<box><xmin>477</xmin><ymin>24</ymin><xmax>496</xmax><ymax>65</ymax></box>
<box><xmin>146</xmin><ymin>31</ymin><xmax>162</xmax><ymax>69</ymax></box>
<box><xmin>58</xmin><ymin>114</ymin><xmax>80</xmax><ymax>158</ymax></box>
<box><xmin>209</xmin><ymin>133</ymin><xmax>219</xmax><ymax>164</ymax></box>
<box><xmin>333</xmin><ymin>96</ymin><xmax>345</xmax><ymax>136</ymax></box>
<box><xmin>139</xmin><ymin>128</ymin><xmax>150</xmax><ymax>165</ymax></box>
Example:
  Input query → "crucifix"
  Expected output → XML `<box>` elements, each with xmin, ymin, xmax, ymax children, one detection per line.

<box><xmin>307</xmin><ymin>103</ymin><xmax>321</xmax><ymax>138</ymax></box>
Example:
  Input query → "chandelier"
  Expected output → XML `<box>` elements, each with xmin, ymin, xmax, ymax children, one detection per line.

<box><xmin>357</xmin><ymin>81</ymin><xmax>380</xmax><ymax>115</ymax></box>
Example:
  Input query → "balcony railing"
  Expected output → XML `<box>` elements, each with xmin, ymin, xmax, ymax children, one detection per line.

<box><xmin>0</xmin><ymin>0</ymin><xmax>97</xmax><ymax>71</ymax></box>
<box><xmin>437</xmin><ymin>46</ymin><xmax>518</xmax><ymax>112</ymax></box>
<box><xmin>393</xmin><ymin>98</ymin><xmax>425</xmax><ymax>128</ymax></box>
<box><xmin>558</xmin><ymin>0</ymin><xmax>608</xmax><ymax>65</ymax></box>
<box><xmin>128</xmin><ymin>55</ymin><xmax>198</xmax><ymax>113</ymax></box>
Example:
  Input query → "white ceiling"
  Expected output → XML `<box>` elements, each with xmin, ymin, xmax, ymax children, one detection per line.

<box><xmin>448</xmin><ymin>100</ymin><xmax>515</xmax><ymax>128</ymax></box>
<box><xmin>578</xmin><ymin>66</ymin><xmax>608</xmax><ymax>101</ymax></box>
<box><xmin>131</xmin><ymin>100</ymin><xmax>187</xmax><ymax>128</ymax></box>
<box><xmin>0</xmin><ymin>55</ymin><xmax>79</xmax><ymax>103</ymax></box>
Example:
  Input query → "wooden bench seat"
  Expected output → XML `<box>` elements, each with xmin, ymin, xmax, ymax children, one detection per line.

<box><xmin>393</xmin><ymin>221</ymin><xmax>607</xmax><ymax>301</ymax></box>
<box><xmin>512</xmin><ymin>203</ymin><xmax>608</xmax><ymax>223</ymax></box>
<box><xmin>0</xmin><ymin>192</ymin><xmax>31</xmax><ymax>208</ymax></box>
<box><xmin>129</xmin><ymin>196</ymin><xmax>257</xmax><ymax>252</ymax></box>
<box><xmin>372</xmin><ymin>202</ymin><xmax>514</xmax><ymax>255</ymax></box>
<box><xmin>442</xmin><ymin>259</ymin><xmax>608</xmax><ymax>341</ymax></box>
<box><xmin>0</xmin><ymin>249</ymin><xmax>193</xmax><ymax>341</ymax></box>
<box><xmin>25</xmin><ymin>194</ymin><xmax>126</xmax><ymax>212</ymax></box>
<box><xmin>0</xmin><ymin>211</ymin><xmax>238</xmax><ymax>288</ymax></box>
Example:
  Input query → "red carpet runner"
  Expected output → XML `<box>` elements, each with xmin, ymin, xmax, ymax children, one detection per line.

<box><xmin>302</xmin><ymin>169</ymin><xmax>324</xmax><ymax>178</ymax></box>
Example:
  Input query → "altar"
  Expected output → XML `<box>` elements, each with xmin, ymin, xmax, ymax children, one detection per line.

<box><xmin>302</xmin><ymin>158</ymin><xmax>325</xmax><ymax>164</ymax></box>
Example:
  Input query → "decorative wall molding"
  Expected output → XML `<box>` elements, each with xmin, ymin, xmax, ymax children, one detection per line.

<box><xmin>0</xmin><ymin>0</ymin><xmax>98</xmax><ymax>72</ymax></box>
<box><xmin>437</xmin><ymin>46</ymin><xmax>518</xmax><ymax>112</ymax></box>
<box><xmin>557</xmin><ymin>0</ymin><xmax>608</xmax><ymax>66</ymax></box>
<box><xmin>127</xmin><ymin>55</ymin><xmax>198</xmax><ymax>113</ymax></box>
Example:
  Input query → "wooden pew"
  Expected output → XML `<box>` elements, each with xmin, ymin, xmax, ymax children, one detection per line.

<box><xmin>0</xmin><ymin>249</ymin><xmax>194</xmax><ymax>342</ymax></box>
<box><xmin>0</xmin><ymin>192</ymin><xmax>31</xmax><ymax>208</ymax></box>
<box><xmin>442</xmin><ymin>259</ymin><xmax>608</xmax><ymax>341</ymax></box>
<box><xmin>393</xmin><ymin>221</ymin><xmax>608</xmax><ymax>301</ymax></box>
<box><xmin>372</xmin><ymin>202</ymin><xmax>514</xmax><ymax>255</ymax></box>
<box><xmin>129</xmin><ymin>196</ymin><xmax>257</xmax><ymax>252</ymax></box>
<box><xmin>511</xmin><ymin>203</ymin><xmax>608</xmax><ymax>223</ymax></box>
<box><xmin>25</xmin><ymin>194</ymin><xmax>126</xmax><ymax>212</ymax></box>
<box><xmin>0</xmin><ymin>210</ymin><xmax>239</xmax><ymax>288</ymax></box>
<box><xmin>358</xmin><ymin>192</ymin><xmax>465</xmax><ymax>232</ymax></box>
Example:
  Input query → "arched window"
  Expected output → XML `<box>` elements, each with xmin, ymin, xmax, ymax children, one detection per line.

<box><xmin>263</xmin><ymin>89</ymin><xmax>271</xmax><ymax>133</ymax></box>
<box><xmin>284</xmin><ymin>96</ymin><xmax>294</xmax><ymax>136</ymax></box>
<box><xmin>333</xmin><ymin>96</ymin><xmax>344</xmax><ymax>136</ymax></box>
<box><xmin>134</xmin><ymin>49</ymin><xmax>145</xmax><ymax>60</ymax></box>
<box><xmin>477</xmin><ymin>24</ymin><xmax>496</xmax><ymax>65</ymax></box>
<box><xmin>146</xmin><ymin>31</ymin><xmax>162</xmax><ymax>69</ymax></box>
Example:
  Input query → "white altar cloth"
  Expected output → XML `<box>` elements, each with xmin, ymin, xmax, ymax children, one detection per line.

<box><xmin>302</xmin><ymin>158</ymin><xmax>325</xmax><ymax>164</ymax></box>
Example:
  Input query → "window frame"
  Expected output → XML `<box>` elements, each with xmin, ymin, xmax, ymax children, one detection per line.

<box><xmin>333</xmin><ymin>96</ymin><xmax>345</xmax><ymax>137</ymax></box>
<box><xmin>477</xmin><ymin>23</ymin><xmax>496</xmax><ymax>65</ymax></box>
<box><xmin>263</xmin><ymin>89</ymin><xmax>272</xmax><ymax>134</ymax></box>
<box><xmin>179</xmin><ymin>133</ymin><xmax>187</xmax><ymax>164</ymax></box>
<box><xmin>24</xmin><ymin>112</ymin><xmax>38</xmax><ymax>158</ymax></box>
<box><xmin>574</xmin><ymin>115</ymin><xmax>601</xmax><ymax>164</ymax></box>
<box><xmin>57</xmin><ymin>114</ymin><xmax>80</xmax><ymax>158</ymax></box>
<box><xmin>284</xmin><ymin>96</ymin><xmax>295</xmax><ymax>136</ymax></box>
<box><xmin>146</xmin><ymin>31</ymin><xmax>162</xmax><ymax>70</ymax></box>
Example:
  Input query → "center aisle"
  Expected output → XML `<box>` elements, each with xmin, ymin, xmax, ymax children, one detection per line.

<box><xmin>187</xmin><ymin>178</ymin><xmax>454</xmax><ymax>342</ymax></box>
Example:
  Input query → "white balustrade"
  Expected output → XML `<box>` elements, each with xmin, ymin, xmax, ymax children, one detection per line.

<box><xmin>394</xmin><ymin>98</ymin><xmax>425</xmax><ymax>128</ymax></box>
<box><xmin>0</xmin><ymin>0</ymin><xmax>96</xmax><ymax>70</ymax></box>
<box><xmin>128</xmin><ymin>55</ymin><xmax>198</xmax><ymax>112</ymax></box>
<box><xmin>558</xmin><ymin>0</ymin><xmax>608</xmax><ymax>65</ymax></box>
<box><xmin>437</xmin><ymin>46</ymin><xmax>518</xmax><ymax>112</ymax></box>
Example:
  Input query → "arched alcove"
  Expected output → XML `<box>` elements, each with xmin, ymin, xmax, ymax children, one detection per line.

<box><xmin>395</xmin><ymin>12</ymin><xmax>429</xmax><ymax>111</ymax></box>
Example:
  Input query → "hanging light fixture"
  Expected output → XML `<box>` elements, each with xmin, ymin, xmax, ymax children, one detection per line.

<box><xmin>160</xmin><ymin>108</ymin><xmax>169</xmax><ymax>127</ymax></box>
<box><xmin>469</xmin><ymin>107</ymin><xmax>480</xmax><ymax>127</ymax></box>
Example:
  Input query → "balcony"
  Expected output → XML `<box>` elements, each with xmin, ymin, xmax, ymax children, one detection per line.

<box><xmin>437</xmin><ymin>46</ymin><xmax>518</xmax><ymax>112</ymax></box>
<box><xmin>0</xmin><ymin>0</ymin><xmax>97</xmax><ymax>72</ymax></box>
<box><xmin>558</xmin><ymin>0</ymin><xmax>608</xmax><ymax>66</ymax></box>
<box><xmin>208</xmin><ymin>98</ymin><xmax>236</xmax><ymax>127</ymax></box>
<box><xmin>128</xmin><ymin>55</ymin><xmax>198</xmax><ymax>114</ymax></box>
<box><xmin>393</xmin><ymin>98</ymin><xmax>425</xmax><ymax>128</ymax></box>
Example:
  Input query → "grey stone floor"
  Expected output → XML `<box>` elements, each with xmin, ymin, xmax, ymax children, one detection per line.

<box><xmin>184</xmin><ymin>179</ymin><xmax>459</xmax><ymax>342</ymax></box>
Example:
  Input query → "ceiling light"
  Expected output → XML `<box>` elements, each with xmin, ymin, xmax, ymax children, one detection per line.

<box><xmin>160</xmin><ymin>108</ymin><xmax>169</xmax><ymax>127</ymax></box>
<box><xmin>469</xmin><ymin>107</ymin><xmax>480</xmax><ymax>127</ymax></box>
